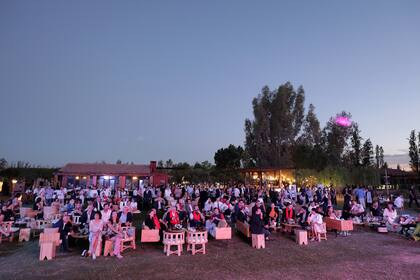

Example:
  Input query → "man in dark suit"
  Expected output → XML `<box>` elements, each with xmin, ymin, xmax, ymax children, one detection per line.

<box><xmin>80</xmin><ymin>204</ymin><xmax>95</xmax><ymax>229</ymax></box>
<box><xmin>53</xmin><ymin>214</ymin><xmax>73</xmax><ymax>252</ymax></box>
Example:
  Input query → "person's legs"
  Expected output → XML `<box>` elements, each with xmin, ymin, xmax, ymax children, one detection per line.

<box><xmin>61</xmin><ymin>235</ymin><xmax>69</xmax><ymax>252</ymax></box>
<box><xmin>113</xmin><ymin>236</ymin><xmax>122</xmax><ymax>257</ymax></box>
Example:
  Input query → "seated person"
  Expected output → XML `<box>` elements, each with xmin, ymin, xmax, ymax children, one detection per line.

<box><xmin>349</xmin><ymin>200</ymin><xmax>365</xmax><ymax>221</ymax></box>
<box><xmin>65</xmin><ymin>199</ymin><xmax>75</xmax><ymax>214</ymax></box>
<box><xmin>80</xmin><ymin>203</ymin><xmax>96</xmax><ymax>230</ymax></box>
<box><xmin>236</xmin><ymin>201</ymin><xmax>248</xmax><ymax>223</ymax></box>
<box><xmin>412</xmin><ymin>214</ymin><xmax>420</xmax><ymax>242</ymax></box>
<box><xmin>398</xmin><ymin>215</ymin><xmax>416</xmax><ymax>237</ymax></box>
<box><xmin>1</xmin><ymin>205</ymin><xmax>15</xmax><ymax>222</ymax></box>
<box><xmin>204</xmin><ymin>198</ymin><xmax>213</xmax><ymax>213</ymax></box>
<box><xmin>205</xmin><ymin>208</ymin><xmax>227</xmax><ymax>236</ymax></box>
<box><xmin>296</xmin><ymin>206</ymin><xmax>309</xmax><ymax>227</ymax></box>
<box><xmin>308</xmin><ymin>208</ymin><xmax>324</xmax><ymax>242</ymax></box>
<box><xmin>252</xmin><ymin>199</ymin><xmax>265</xmax><ymax>217</ymax></box>
<box><xmin>370</xmin><ymin>201</ymin><xmax>382</xmax><ymax>219</ymax></box>
<box><xmin>117</xmin><ymin>206</ymin><xmax>133</xmax><ymax>227</ymax></box>
<box><xmin>144</xmin><ymin>208</ymin><xmax>167</xmax><ymax>239</ymax></box>
<box><xmin>327</xmin><ymin>206</ymin><xmax>339</xmax><ymax>220</ymax></box>
<box><xmin>383</xmin><ymin>203</ymin><xmax>398</xmax><ymax>231</ymax></box>
<box><xmin>250</xmin><ymin>208</ymin><xmax>270</xmax><ymax>240</ymax></box>
<box><xmin>88</xmin><ymin>212</ymin><xmax>103</xmax><ymax>260</ymax></box>
<box><xmin>53</xmin><ymin>214</ymin><xmax>73</xmax><ymax>253</ymax></box>
<box><xmin>51</xmin><ymin>199</ymin><xmax>61</xmax><ymax>213</ymax></box>
<box><xmin>165</xmin><ymin>206</ymin><xmax>182</xmax><ymax>230</ymax></box>
<box><xmin>281</xmin><ymin>203</ymin><xmax>295</xmax><ymax>224</ymax></box>
<box><xmin>266</xmin><ymin>203</ymin><xmax>280</xmax><ymax>228</ymax></box>
<box><xmin>33</xmin><ymin>197</ymin><xmax>44</xmax><ymax>220</ymax></box>
<box><xmin>0</xmin><ymin>213</ymin><xmax>11</xmax><ymax>237</ymax></box>
<box><xmin>104</xmin><ymin>211</ymin><xmax>123</xmax><ymax>259</ymax></box>
<box><xmin>189</xmin><ymin>206</ymin><xmax>205</xmax><ymax>229</ymax></box>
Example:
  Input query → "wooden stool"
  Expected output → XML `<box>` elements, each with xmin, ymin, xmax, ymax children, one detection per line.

<box><xmin>39</xmin><ymin>242</ymin><xmax>56</xmax><ymax>260</ymax></box>
<box><xmin>186</xmin><ymin>230</ymin><xmax>207</xmax><ymax>255</ymax></box>
<box><xmin>251</xmin><ymin>234</ymin><xmax>265</xmax><ymax>249</ymax></box>
<box><xmin>141</xmin><ymin>229</ymin><xmax>160</xmax><ymax>243</ymax></box>
<box><xmin>163</xmin><ymin>231</ymin><xmax>185</xmax><ymax>256</ymax></box>
<box><xmin>120</xmin><ymin>227</ymin><xmax>136</xmax><ymax>253</ymax></box>
<box><xmin>317</xmin><ymin>223</ymin><xmax>327</xmax><ymax>241</ymax></box>
<box><xmin>103</xmin><ymin>240</ymin><xmax>114</xmax><ymax>257</ymax></box>
<box><xmin>19</xmin><ymin>228</ymin><xmax>31</xmax><ymax>242</ymax></box>
<box><xmin>39</xmin><ymin>232</ymin><xmax>61</xmax><ymax>261</ymax></box>
<box><xmin>378</xmin><ymin>227</ymin><xmax>388</xmax><ymax>233</ymax></box>
<box><xmin>295</xmin><ymin>229</ymin><xmax>308</xmax><ymax>245</ymax></box>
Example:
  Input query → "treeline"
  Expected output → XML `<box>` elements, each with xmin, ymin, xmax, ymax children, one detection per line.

<box><xmin>244</xmin><ymin>82</ymin><xmax>385</xmax><ymax>172</ymax></box>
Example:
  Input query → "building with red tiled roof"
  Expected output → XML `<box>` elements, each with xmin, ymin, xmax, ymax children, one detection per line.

<box><xmin>55</xmin><ymin>161</ymin><xmax>168</xmax><ymax>188</ymax></box>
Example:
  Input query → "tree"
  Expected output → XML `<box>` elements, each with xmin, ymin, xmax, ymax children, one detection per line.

<box><xmin>244</xmin><ymin>82</ymin><xmax>305</xmax><ymax>167</ymax></box>
<box><xmin>214</xmin><ymin>145</ymin><xmax>244</xmax><ymax>169</ymax></box>
<box><xmin>361</xmin><ymin>139</ymin><xmax>374</xmax><ymax>167</ymax></box>
<box><xmin>0</xmin><ymin>158</ymin><xmax>7</xmax><ymax>171</ymax></box>
<box><xmin>379</xmin><ymin>146</ymin><xmax>385</xmax><ymax>168</ymax></box>
<box><xmin>165</xmin><ymin>159</ymin><xmax>174</xmax><ymax>168</ymax></box>
<box><xmin>322</xmin><ymin>111</ymin><xmax>353</xmax><ymax>166</ymax></box>
<box><xmin>299</xmin><ymin>104</ymin><xmax>321</xmax><ymax>146</ymax></box>
<box><xmin>350</xmin><ymin>124</ymin><xmax>362</xmax><ymax>167</ymax></box>
<box><xmin>116</xmin><ymin>159</ymin><xmax>122</xmax><ymax>165</ymax></box>
<box><xmin>157</xmin><ymin>160</ymin><xmax>164</xmax><ymax>168</ymax></box>
<box><xmin>396</xmin><ymin>164</ymin><xmax>401</xmax><ymax>170</ymax></box>
<box><xmin>408</xmin><ymin>130</ymin><xmax>419</xmax><ymax>174</ymax></box>
<box><xmin>375</xmin><ymin>145</ymin><xmax>380</xmax><ymax>168</ymax></box>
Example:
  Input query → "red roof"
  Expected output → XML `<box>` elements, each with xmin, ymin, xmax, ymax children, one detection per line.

<box><xmin>58</xmin><ymin>163</ymin><xmax>151</xmax><ymax>176</ymax></box>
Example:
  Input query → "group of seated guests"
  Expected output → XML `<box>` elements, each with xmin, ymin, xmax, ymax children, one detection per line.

<box><xmin>234</xmin><ymin>198</ymin><xmax>327</xmax><ymax>241</ymax></box>
<box><xmin>143</xmin><ymin>198</ymin><xmax>229</xmax><ymax>240</ymax></box>
<box><xmin>2</xmin><ymin>182</ymin><xmax>420</xmax><ymax>259</ymax></box>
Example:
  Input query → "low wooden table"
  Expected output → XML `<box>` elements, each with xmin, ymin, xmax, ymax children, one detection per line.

<box><xmin>282</xmin><ymin>223</ymin><xmax>300</xmax><ymax>234</ymax></box>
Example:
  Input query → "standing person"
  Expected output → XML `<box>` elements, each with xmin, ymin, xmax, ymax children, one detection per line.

<box><xmin>356</xmin><ymin>186</ymin><xmax>366</xmax><ymax>209</ymax></box>
<box><xmin>409</xmin><ymin>186</ymin><xmax>419</xmax><ymax>208</ymax></box>
<box><xmin>394</xmin><ymin>194</ymin><xmax>404</xmax><ymax>214</ymax></box>
<box><xmin>366</xmin><ymin>187</ymin><xmax>373</xmax><ymax>209</ymax></box>
<box><xmin>330</xmin><ymin>187</ymin><xmax>337</xmax><ymax>206</ymax></box>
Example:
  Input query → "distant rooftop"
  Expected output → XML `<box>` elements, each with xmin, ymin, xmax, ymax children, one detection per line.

<box><xmin>58</xmin><ymin>163</ymin><xmax>151</xmax><ymax>175</ymax></box>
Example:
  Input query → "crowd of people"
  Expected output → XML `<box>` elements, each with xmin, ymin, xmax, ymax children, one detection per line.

<box><xmin>1</xmin><ymin>181</ymin><xmax>420</xmax><ymax>259</ymax></box>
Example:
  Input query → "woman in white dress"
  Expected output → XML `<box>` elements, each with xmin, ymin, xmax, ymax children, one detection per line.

<box><xmin>308</xmin><ymin>208</ymin><xmax>324</xmax><ymax>241</ymax></box>
<box><xmin>88</xmin><ymin>212</ymin><xmax>104</xmax><ymax>260</ymax></box>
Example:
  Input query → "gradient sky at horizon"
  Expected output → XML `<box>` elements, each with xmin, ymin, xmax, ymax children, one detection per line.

<box><xmin>1</xmin><ymin>0</ymin><xmax>419</xmax><ymax>167</ymax></box>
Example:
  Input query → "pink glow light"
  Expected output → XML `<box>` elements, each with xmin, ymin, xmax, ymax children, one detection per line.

<box><xmin>335</xmin><ymin>116</ymin><xmax>352</xmax><ymax>127</ymax></box>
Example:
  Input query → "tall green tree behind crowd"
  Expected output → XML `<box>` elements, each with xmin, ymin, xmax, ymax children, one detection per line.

<box><xmin>244</xmin><ymin>82</ymin><xmax>305</xmax><ymax>168</ymax></box>
<box><xmin>361</xmin><ymin>139</ymin><xmax>374</xmax><ymax>167</ymax></box>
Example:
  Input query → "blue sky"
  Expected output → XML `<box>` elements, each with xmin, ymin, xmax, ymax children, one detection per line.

<box><xmin>0</xmin><ymin>0</ymin><xmax>419</xmax><ymax>167</ymax></box>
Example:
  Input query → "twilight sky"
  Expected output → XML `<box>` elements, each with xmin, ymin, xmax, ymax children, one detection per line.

<box><xmin>0</xmin><ymin>0</ymin><xmax>419</xmax><ymax>167</ymax></box>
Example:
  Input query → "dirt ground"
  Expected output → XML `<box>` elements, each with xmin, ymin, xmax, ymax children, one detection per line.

<box><xmin>1</xmin><ymin>226</ymin><xmax>419</xmax><ymax>280</ymax></box>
